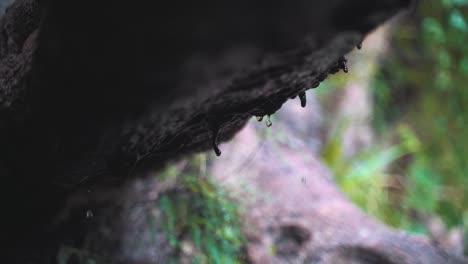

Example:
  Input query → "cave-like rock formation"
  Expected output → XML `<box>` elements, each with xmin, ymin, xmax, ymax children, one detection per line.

<box><xmin>1</xmin><ymin>0</ymin><xmax>465</xmax><ymax>263</ymax></box>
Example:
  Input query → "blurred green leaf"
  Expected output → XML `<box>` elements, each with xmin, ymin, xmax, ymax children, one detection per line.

<box><xmin>449</xmin><ymin>9</ymin><xmax>468</xmax><ymax>32</ymax></box>
<box><xmin>369</xmin><ymin>0</ymin><xmax>468</xmax><ymax>237</ymax></box>
<box><xmin>423</xmin><ymin>17</ymin><xmax>446</xmax><ymax>43</ymax></box>
<box><xmin>460</xmin><ymin>56</ymin><xmax>468</xmax><ymax>75</ymax></box>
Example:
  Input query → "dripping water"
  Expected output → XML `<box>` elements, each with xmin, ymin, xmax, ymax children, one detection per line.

<box><xmin>299</xmin><ymin>92</ymin><xmax>307</xmax><ymax>108</ymax></box>
<box><xmin>256</xmin><ymin>116</ymin><xmax>263</xmax><ymax>122</ymax></box>
<box><xmin>357</xmin><ymin>42</ymin><xmax>362</xmax><ymax>50</ymax></box>
<box><xmin>85</xmin><ymin>209</ymin><xmax>93</xmax><ymax>219</ymax></box>
<box><xmin>339</xmin><ymin>56</ymin><xmax>348</xmax><ymax>73</ymax></box>
<box><xmin>265</xmin><ymin>115</ymin><xmax>272</xmax><ymax>127</ymax></box>
<box><xmin>212</xmin><ymin>126</ymin><xmax>222</xmax><ymax>156</ymax></box>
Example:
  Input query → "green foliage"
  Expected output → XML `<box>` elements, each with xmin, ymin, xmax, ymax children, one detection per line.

<box><xmin>323</xmin><ymin>1</ymin><xmax>468</xmax><ymax>249</ymax></box>
<box><xmin>157</xmin><ymin>155</ymin><xmax>246</xmax><ymax>263</ymax></box>
<box><xmin>322</xmin><ymin>123</ymin><xmax>418</xmax><ymax>227</ymax></box>
<box><xmin>371</xmin><ymin>0</ymin><xmax>468</xmax><ymax>245</ymax></box>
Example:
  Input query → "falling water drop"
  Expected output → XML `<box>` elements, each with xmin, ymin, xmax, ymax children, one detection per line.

<box><xmin>299</xmin><ymin>92</ymin><xmax>307</xmax><ymax>108</ymax></box>
<box><xmin>212</xmin><ymin>126</ymin><xmax>222</xmax><ymax>156</ymax></box>
<box><xmin>85</xmin><ymin>209</ymin><xmax>93</xmax><ymax>219</ymax></box>
<box><xmin>357</xmin><ymin>42</ymin><xmax>362</xmax><ymax>50</ymax></box>
<box><xmin>256</xmin><ymin>116</ymin><xmax>264</xmax><ymax>122</ymax></box>
<box><xmin>265</xmin><ymin>115</ymin><xmax>272</xmax><ymax>127</ymax></box>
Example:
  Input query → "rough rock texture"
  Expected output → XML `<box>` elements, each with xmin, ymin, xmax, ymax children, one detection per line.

<box><xmin>3</xmin><ymin>0</ymin><xmax>460</xmax><ymax>263</ymax></box>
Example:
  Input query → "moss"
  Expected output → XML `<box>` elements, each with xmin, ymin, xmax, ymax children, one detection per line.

<box><xmin>157</xmin><ymin>155</ymin><xmax>246</xmax><ymax>263</ymax></box>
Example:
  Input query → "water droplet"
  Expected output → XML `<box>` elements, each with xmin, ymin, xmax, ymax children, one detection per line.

<box><xmin>299</xmin><ymin>92</ymin><xmax>307</xmax><ymax>108</ymax></box>
<box><xmin>256</xmin><ymin>116</ymin><xmax>263</xmax><ymax>122</ymax></box>
<box><xmin>265</xmin><ymin>115</ymin><xmax>272</xmax><ymax>127</ymax></box>
<box><xmin>212</xmin><ymin>126</ymin><xmax>222</xmax><ymax>156</ymax></box>
<box><xmin>86</xmin><ymin>209</ymin><xmax>93</xmax><ymax>219</ymax></box>
<box><xmin>339</xmin><ymin>56</ymin><xmax>348</xmax><ymax>73</ymax></box>
<box><xmin>357</xmin><ymin>42</ymin><xmax>362</xmax><ymax>50</ymax></box>
<box><xmin>301</xmin><ymin>177</ymin><xmax>306</xmax><ymax>184</ymax></box>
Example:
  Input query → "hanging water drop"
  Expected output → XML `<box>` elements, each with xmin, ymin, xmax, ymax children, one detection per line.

<box><xmin>357</xmin><ymin>42</ymin><xmax>362</xmax><ymax>50</ymax></box>
<box><xmin>212</xmin><ymin>126</ymin><xmax>222</xmax><ymax>156</ymax></box>
<box><xmin>265</xmin><ymin>115</ymin><xmax>272</xmax><ymax>127</ymax></box>
<box><xmin>299</xmin><ymin>92</ymin><xmax>307</xmax><ymax>108</ymax></box>
<box><xmin>256</xmin><ymin>116</ymin><xmax>263</xmax><ymax>122</ymax></box>
<box><xmin>85</xmin><ymin>209</ymin><xmax>93</xmax><ymax>219</ymax></box>
<box><xmin>339</xmin><ymin>56</ymin><xmax>348</xmax><ymax>73</ymax></box>
<box><xmin>213</xmin><ymin>146</ymin><xmax>221</xmax><ymax>157</ymax></box>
